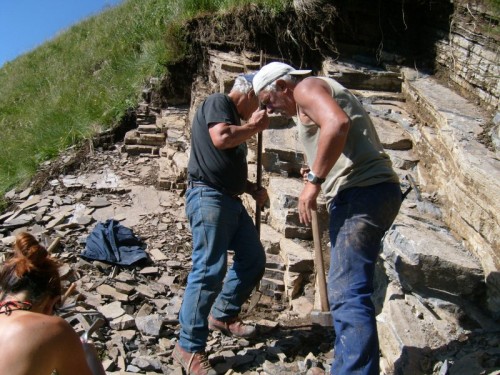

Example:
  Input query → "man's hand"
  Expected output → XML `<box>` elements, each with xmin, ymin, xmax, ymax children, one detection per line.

<box><xmin>246</xmin><ymin>181</ymin><xmax>268</xmax><ymax>207</ymax></box>
<box><xmin>248</xmin><ymin>108</ymin><xmax>269</xmax><ymax>133</ymax></box>
<box><xmin>209</xmin><ymin>108</ymin><xmax>269</xmax><ymax>149</ymax></box>
<box><xmin>253</xmin><ymin>187</ymin><xmax>268</xmax><ymax>208</ymax></box>
<box><xmin>298</xmin><ymin>182</ymin><xmax>321</xmax><ymax>226</ymax></box>
<box><xmin>300</xmin><ymin>166</ymin><xmax>310</xmax><ymax>183</ymax></box>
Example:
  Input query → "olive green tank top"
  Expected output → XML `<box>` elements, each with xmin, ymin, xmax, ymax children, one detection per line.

<box><xmin>296</xmin><ymin>77</ymin><xmax>399</xmax><ymax>206</ymax></box>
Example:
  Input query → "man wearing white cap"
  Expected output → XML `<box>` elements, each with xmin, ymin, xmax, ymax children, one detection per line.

<box><xmin>253</xmin><ymin>62</ymin><xmax>402</xmax><ymax>375</ymax></box>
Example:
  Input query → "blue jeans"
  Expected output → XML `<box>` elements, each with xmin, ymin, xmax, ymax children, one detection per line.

<box><xmin>328</xmin><ymin>182</ymin><xmax>402</xmax><ymax>375</ymax></box>
<box><xmin>178</xmin><ymin>185</ymin><xmax>266</xmax><ymax>352</ymax></box>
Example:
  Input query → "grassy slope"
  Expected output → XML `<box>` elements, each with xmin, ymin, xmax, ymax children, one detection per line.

<box><xmin>0</xmin><ymin>1</ymin><xmax>173</xmax><ymax>195</ymax></box>
<box><xmin>0</xmin><ymin>0</ymin><xmax>288</xmax><ymax>201</ymax></box>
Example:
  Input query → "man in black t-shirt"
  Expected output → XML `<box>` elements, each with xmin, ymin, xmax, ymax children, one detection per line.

<box><xmin>173</xmin><ymin>74</ymin><xmax>269</xmax><ymax>375</ymax></box>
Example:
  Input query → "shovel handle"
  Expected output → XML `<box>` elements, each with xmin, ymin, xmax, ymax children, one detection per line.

<box><xmin>255</xmin><ymin>49</ymin><xmax>265</xmax><ymax>236</ymax></box>
<box><xmin>255</xmin><ymin>131</ymin><xmax>263</xmax><ymax>235</ymax></box>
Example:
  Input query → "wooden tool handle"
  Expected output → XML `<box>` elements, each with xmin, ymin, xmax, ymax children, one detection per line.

<box><xmin>312</xmin><ymin>209</ymin><xmax>329</xmax><ymax>312</ymax></box>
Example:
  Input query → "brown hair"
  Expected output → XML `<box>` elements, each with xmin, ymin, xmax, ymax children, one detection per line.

<box><xmin>0</xmin><ymin>232</ymin><xmax>61</xmax><ymax>304</ymax></box>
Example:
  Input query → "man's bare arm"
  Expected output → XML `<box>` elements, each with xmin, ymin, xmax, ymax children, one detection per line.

<box><xmin>209</xmin><ymin>108</ymin><xmax>268</xmax><ymax>149</ymax></box>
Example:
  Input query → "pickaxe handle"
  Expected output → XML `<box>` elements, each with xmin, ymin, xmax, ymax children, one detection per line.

<box><xmin>312</xmin><ymin>209</ymin><xmax>329</xmax><ymax>312</ymax></box>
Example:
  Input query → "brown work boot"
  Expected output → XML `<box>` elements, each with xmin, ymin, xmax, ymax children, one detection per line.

<box><xmin>208</xmin><ymin>315</ymin><xmax>256</xmax><ymax>338</ymax></box>
<box><xmin>172</xmin><ymin>343</ymin><xmax>217</xmax><ymax>375</ymax></box>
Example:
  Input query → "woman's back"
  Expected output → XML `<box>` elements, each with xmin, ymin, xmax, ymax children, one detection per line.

<box><xmin>0</xmin><ymin>232</ymin><xmax>104</xmax><ymax>375</ymax></box>
<box><xmin>0</xmin><ymin>304</ymin><xmax>94</xmax><ymax>375</ymax></box>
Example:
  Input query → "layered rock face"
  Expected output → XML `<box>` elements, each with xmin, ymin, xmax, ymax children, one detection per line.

<box><xmin>432</xmin><ymin>2</ymin><xmax>499</xmax><ymax>110</ymax></box>
<box><xmin>402</xmin><ymin>70</ymin><xmax>500</xmax><ymax>316</ymax></box>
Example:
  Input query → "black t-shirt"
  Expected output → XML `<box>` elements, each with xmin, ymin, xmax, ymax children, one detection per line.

<box><xmin>187</xmin><ymin>93</ymin><xmax>248</xmax><ymax>195</ymax></box>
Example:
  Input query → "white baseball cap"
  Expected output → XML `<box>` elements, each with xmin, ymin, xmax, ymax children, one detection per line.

<box><xmin>253</xmin><ymin>62</ymin><xmax>312</xmax><ymax>94</ymax></box>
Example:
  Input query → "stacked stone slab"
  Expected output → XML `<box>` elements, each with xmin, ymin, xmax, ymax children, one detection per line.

<box><xmin>207</xmin><ymin>49</ymin><xmax>261</xmax><ymax>93</ymax></box>
<box><xmin>122</xmin><ymin>99</ymin><xmax>165</xmax><ymax>156</ymax></box>
<box><xmin>157</xmin><ymin>106</ymin><xmax>190</xmax><ymax>190</ymax></box>
<box><xmin>372</xmin><ymin>69</ymin><xmax>499</xmax><ymax>374</ymax></box>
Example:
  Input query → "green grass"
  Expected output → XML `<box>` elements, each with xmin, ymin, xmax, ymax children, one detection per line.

<box><xmin>0</xmin><ymin>0</ymin><xmax>289</xmax><ymax>197</ymax></box>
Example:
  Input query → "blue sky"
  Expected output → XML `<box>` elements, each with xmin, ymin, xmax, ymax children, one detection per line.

<box><xmin>0</xmin><ymin>0</ymin><xmax>124</xmax><ymax>67</ymax></box>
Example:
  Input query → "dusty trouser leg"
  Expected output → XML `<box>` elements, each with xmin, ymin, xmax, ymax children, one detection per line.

<box><xmin>328</xmin><ymin>183</ymin><xmax>402</xmax><ymax>375</ymax></box>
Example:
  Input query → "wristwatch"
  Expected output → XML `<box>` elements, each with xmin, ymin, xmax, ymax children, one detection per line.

<box><xmin>307</xmin><ymin>171</ymin><xmax>325</xmax><ymax>185</ymax></box>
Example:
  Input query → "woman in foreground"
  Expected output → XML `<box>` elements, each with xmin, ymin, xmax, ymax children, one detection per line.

<box><xmin>0</xmin><ymin>232</ymin><xmax>105</xmax><ymax>375</ymax></box>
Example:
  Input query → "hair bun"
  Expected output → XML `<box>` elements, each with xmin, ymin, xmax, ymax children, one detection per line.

<box><xmin>1</xmin><ymin>232</ymin><xmax>62</xmax><ymax>301</ymax></box>
<box><xmin>13</xmin><ymin>232</ymin><xmax>48</xmax><ymax>277</ymax></box>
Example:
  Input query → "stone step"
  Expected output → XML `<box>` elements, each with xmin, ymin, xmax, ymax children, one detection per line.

<box><xmin>260</xmin><ymin>277</ymin><xmax>285</xmax><ymax>292</ymax></box>
<box><xmin>136</xmin><ymin>114</ymin><xmax>157</xmax><ymax>123</ymax></box>
<box><xmin>265</xmin><ymin>254</ymin><xmax>286</xmax><ymax>271</ymax></box>
<box><xmin>138</xmin><ymin>124</ymin><xmax>163</xmax><ymax>134</ymax></box>
<box><xmin>262</xmin><ymin>126</ymin><xmax>305</xmax><ymax>177</ymax></box>
<box><xmin>264</xmin><ymin>268</ymin><xmax>284</xmax><ymax>281</ymax></box>
<box><xmin>157</xmin><ymin>147</ymin><xmax>188</xmax><ymax>191</ymax></box>
<box><xmin>322</xmin><ymin>58</ymin><xmax>402</xmax><ymax>92</ymax></box>
<box><xmin>260</xmin><ymin>223</ymin><xmax>281</xmax><ymax>255</ymax></box>
<box><xmin>279</xmin><ymin>237</ymin><xmax>314</xmax><ymax>273</ymax></box>
<box><xmin>124</xmin><ymin>130</ymin><xmax>166</xmax><ymax>147</ymax></box>
<box><xmin>267</xmin><ymin>176</ymin><xmax>328</xmax><ymax>240</ymax></box>
<box><xmin>121</xmin><ymin>144</ymin><xmax>159</xmax><ymax>156</ymax></box>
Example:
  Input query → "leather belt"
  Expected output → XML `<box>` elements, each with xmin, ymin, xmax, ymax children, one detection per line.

<box><xmin>187</xmin><ymin>180</ymin><xmax>240</xmax><ymax>198</ymax></box>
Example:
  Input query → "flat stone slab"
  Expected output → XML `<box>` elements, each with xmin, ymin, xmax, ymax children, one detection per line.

<box><xmin>92</xmin><ymin>186</ymin><xmax>180</xmax><ymax>228</ymax></box>
<box><xmin>262</xmin><ymin>124</ymin><xmax>305</xmax><ymax>176</ymax></box>
<box><xmin>322</xmin><ymin>58</ymin><xmax>402</xmax><ymax>92</ymax></box>
<box><xmin>383</xmin><ymin>212</ymin><xmax>484</xmax><ymax>298</ymax></box>
<box><xmin>267</xmin><ymin>176</ymin><xmax>328</xmax><ymax>240</ymax></box>
<box><xmin>377</xmin><ymin>283</ymin><xmax>454</xmax><ymax>375</ymax></box>
<box><xmin>371</xmin><ymin>116</ymin><xmax>413</xmax><ymax>150</ymax></box>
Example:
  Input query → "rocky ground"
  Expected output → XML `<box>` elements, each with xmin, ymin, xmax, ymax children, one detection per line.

<box><xmin>1</xmin><ymin>140</ymin><xmax>499</xmax><ymax>375</ymax></box>
<box><xmin>0</xmin><ymin>144</ymin><xmax>335</xmax><ymax>374</ymax></box>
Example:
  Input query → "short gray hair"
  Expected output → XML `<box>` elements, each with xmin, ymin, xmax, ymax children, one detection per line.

<box><xmin>231</xmin><ymin>76</ymin><xmax>253</xmax><ymax>94</ymax></box>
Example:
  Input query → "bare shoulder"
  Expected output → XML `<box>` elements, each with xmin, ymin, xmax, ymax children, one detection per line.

<box><xmin>0</xmin><ymin>313</ymin><xmax>72</xmax><ymax>374</ymax></box>
<box><xmin>294</xmin><ymin>77</ymin><xmax>332</xmax><ymax>102</ymax></box>
<box><xmin>297</xmin><ymin>76</ymin><xmax>329</xmax><ymax>90</ymax></box>
<box><xmin>0</xmin><ymin>313</ymin><xmax>77</xmax><ymax>356</ymax></box>
<box><xmin>0</xmin><ymin>313</ymin><xmax>93</xmax><ymax>375</ymax></box>
<box><xmin>8</xmin><ymin>312</ymin><xmax>74</xmax><ymax>338</ymax></box>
